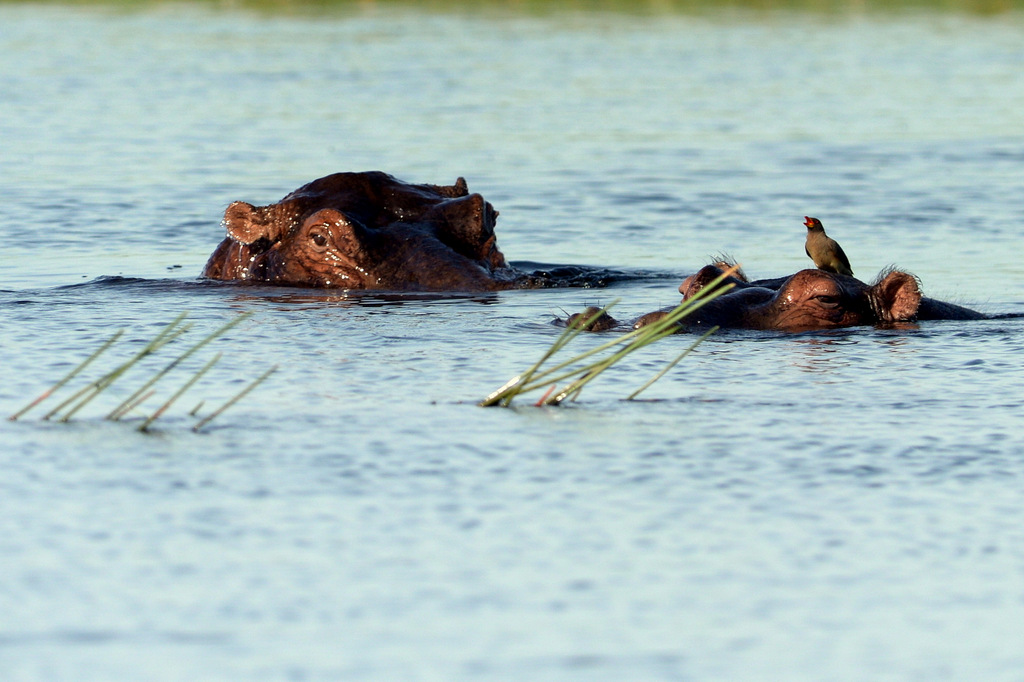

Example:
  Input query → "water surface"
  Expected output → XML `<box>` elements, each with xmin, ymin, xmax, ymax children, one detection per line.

<box><xmin>2</xmin><ymin>3</ymin><xmax>1024</xmax><ymax>680</ymax></box>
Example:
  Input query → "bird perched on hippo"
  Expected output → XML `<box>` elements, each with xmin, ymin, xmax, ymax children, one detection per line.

<box><xmin>804</xmin><ymin>216</ymin><xmax>854</xmax><ymax>276</ymax></box>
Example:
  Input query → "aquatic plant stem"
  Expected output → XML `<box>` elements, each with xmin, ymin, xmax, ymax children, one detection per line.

<box><xmin>121</xmin><ymin>390</ymin><xmax>157</xmax><ymax>418</ymax></box>
<box><xmin>542</xmin><ymin>313</ymin><xmax>686</xmax><ymax>405</ymax></box>
<box><xmin>481</xmin><ymin>265</ymin><xmax>740</xmax><ymax>407</ymax></box>
<box><xmin>625</xmin><ymin>326</ymin><xmax>718</xmax><ymax>400</ymax></box>
<box><xmin>520</xmin><ymin>274</ymin><xmax>733</xmax><ymax>401</ymax></box>
<box><xmin>480</xmin><ymin>302</ymin><xmax>619</xmax><ymax>406</ymax></box>
<box><xmin>139</xmin><ymin>352</ymin><xmax>222</xmax><ymax>432</ymax></box>
<box><xmin>44</xmin><ymin>312</ymin><xmax>191</xmax><ymax>421</ymax></box>
<box><xmin>8</xmin><ymin>329</ymin><xmax>124</xmax><ymax>421</ymax></box>
<box><xmin>193</xmin><ymin>365</ymin><xmax>278</xmax><ymax>432</ymax></box>
<box><xmin>107</xmin><ymin>312</ymin><xmax>252</xmax><ymax>421</ymax></box>
<box><xmin>534</xmin><ymin>384</ymin><xmax>557</xmax><ymax>406</ymax></box>
<box><xmin>491</xmin><ymin>303</ymin><xmax>690</xmax><ymax>405</ymax></box>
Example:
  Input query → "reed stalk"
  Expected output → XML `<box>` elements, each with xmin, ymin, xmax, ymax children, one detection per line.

<box><xmin>138</xmin><ymin>352</ymin><xmax>222</xmax><ymax>432</ymax></box>
<box><xmin>540</xmin><ymin>314</ymin><xmax>683</xmax><ymax>405</ymax></box>
<box><xmin>44</xmin><ymin>312</ymin><xmax>191</xmax><ymax>421</ymax></box>
<box><xmin>193</xmin><ymin>365</ymin><xmax>278</xmax><ymax>432</ymax></box>
<box><xmin>12</xmin><ymin>310</ymin><xmax>268</xmax><ymax>432</ymax></box>
<box><xmin>481</xmin><ymin>265</ymin><xmax>740</xmax><ymax>407</ymax></box>
<box><xmin>481</xmin><ymin>302</ymin><xmax>620</xmax><ymax>407</ymax></box>
<box><xmin>625</xmin><ymin>326</ymin><xmax>718</xmax><ymax>400</ymax></box>
<box><xmin>108</xmin><ymin>312</ymin><xmax>252</xmax><ymax>421</ymax></box>
<box><xmin>121</xmin><ymin>390</ymin><xmax>157</xmax><ymax>418</ymax></box>
<box><xmin>8</xmin><ymin>329</ymin><xmax>124</xmax><ymax>421</ymax></box>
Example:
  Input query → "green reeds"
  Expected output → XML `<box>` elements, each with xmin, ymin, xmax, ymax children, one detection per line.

<box><xmin>137</xmin><ymin>352</ymin><xmax>222</xmax><ymax>432</ymax></box>
<box><xmin>7</xmin><ymin>329</ymin><xmax>124</xmax><ymax>422</ymax></box>
<box><xmin>192</xmin><ymin>364</ymin><xmax>278</xmax><ymax>433</ymax></box>
<box><xmin>9</xmin><ymin>311</ymin><xmax>270</xmax><ymax>432</ymax></box>
<box><xmin>480</xmin><ymin>266</ymin><xmax>738</xmax><ymax>407</ymax></box>
<box><xmin>107</xmin><ymin>313</ymin><xmax>252</xmax><ymax>421</ymax></box>
<box><xmin>44</xmin><ymin>312</ymin><xmax>192</xmax><ymax>423</ymax></box>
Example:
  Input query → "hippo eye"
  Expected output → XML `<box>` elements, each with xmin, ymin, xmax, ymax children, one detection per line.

<box><xmin>814</xmin><ymin>295</ymin><xmax>840</xmax><ymax>308</ymax></box>
<box><xmin>310</xmin><ymin>231</ymin><xmax>328</xmax><ymax>248</ymax></box>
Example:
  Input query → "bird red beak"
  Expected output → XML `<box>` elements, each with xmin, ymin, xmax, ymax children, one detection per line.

<box><xmin>803</xmin><ymin>217</ymin><xmax>813</xmax><ymax>227</ymax></box>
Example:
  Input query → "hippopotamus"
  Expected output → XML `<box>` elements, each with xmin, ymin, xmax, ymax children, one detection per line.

<box><xmin>203</xmin><ymin>171</ymin><xmax>630</xmax><ymax>291</ymax></box>
<box><xmin>629</xmin><ymin>263</ymin><xmax>988</xmax><ymax>332</ymax></box>
<box><xmin>203</xmin><ymin>171</ymin><xmax>513</xmax><ymax>290</ymax></box>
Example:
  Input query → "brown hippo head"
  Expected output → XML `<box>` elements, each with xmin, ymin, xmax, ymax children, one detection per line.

<box><xmin>202</xmin><ymin>171</ymin><xmax>515</xmax><ymax>291</ymax></box>
<box><xmin>672</xmin><ymin>265</ymin><xmax>922</xmax><ymax>331</ymax></box>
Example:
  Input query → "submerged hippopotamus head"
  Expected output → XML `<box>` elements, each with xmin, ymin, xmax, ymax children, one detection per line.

<box><xmin>676</xmin><ymin>265</ymin><xmax>922</xmax><ymax>330</ymax></box>
<box><xmin>203</xmin><ymin>171</ymin><xmax>517</xmax><ymax>291</ymax></box>
<box><xmin>632</xmin><ymin>264</ymin><xmax>985</xmax><ymax>332</ymax></box>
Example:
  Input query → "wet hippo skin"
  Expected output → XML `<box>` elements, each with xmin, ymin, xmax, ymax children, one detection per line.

<box><xmin>637</xmin><ymin>264</ymin><xmax>989</xmax><ymax>331</ymax></box>
<box><xmin>203</xmin><ymin>171</ymin><xmax>631</xmax><ymax>292</ymax></box>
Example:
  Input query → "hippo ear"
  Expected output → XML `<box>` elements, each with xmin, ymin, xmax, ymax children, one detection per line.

<box><xmin>428</xmin><ymin>177</ymin><xmax>470</xmax><ymax>198</ymax></box>
<box><xmin>222</xmin><ymin>201</ymin><xmax>277</xmax><ymax>245</ymax></box>
<box><xmin>430</xmin><ymin>193</ymin><xmax>500</xmax><ymax>260</ymax></box>
<box><xmin>874</xmin><ymin>270</ymin><xmax>921</xmax><ymax>322</ymax></box>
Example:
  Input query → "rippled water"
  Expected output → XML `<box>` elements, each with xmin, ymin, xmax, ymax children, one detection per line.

<box><xmin>3</xmin><ymin>3</ymin><xmax>1024</xmax><ymax>680</ymax></box>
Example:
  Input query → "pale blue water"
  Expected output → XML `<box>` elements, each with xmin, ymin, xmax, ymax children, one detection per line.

<box><xmin>3</xmin><ymin>4</ymin><xmax>1024</xmax><ymax>681</ymax></box>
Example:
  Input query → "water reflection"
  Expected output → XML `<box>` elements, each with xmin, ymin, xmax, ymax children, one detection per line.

<box><xmin>784</xmin><ymin>334</ymin><xmax>856</xmax><ymax>372</ymax></box>
<box><xmin>778</xmin><ymin>327</ymin><xmax>925</xmax><ymax>372</ymax></box>
<box><xmin>44</xmin><ymin>274</ymin><xmax>507</xmax><ymax>307</ymax></box>
<box><xmin>229</xmin><ymin>288</ymin><xmax>504</xmax><ymax>309</ymax></box>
